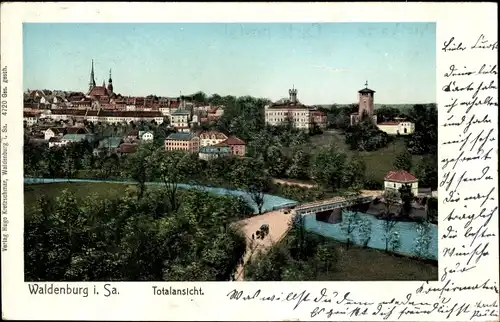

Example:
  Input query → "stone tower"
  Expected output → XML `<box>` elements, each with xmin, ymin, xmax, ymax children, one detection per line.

<box><xmin>358</xmin><ymin>80</ymin><xmax>375</xmax><ymax>118</ymax></box>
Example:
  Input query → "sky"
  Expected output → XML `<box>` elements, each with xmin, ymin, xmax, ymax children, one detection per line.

<box><xmin>23</xmin><ymin>23</ymin><xmax>436</xmax><ymax>104</ymax></box>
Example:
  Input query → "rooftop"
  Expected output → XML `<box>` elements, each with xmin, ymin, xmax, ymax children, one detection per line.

<box><xmin>224</xmin><ymin>135</ymin><xmax>246</xmax><ymax>145</ymax></box>
<box><xmin>358</xmin><ymin>87</ymin><xmax>376</xmax><ymax>94</ymax></box>
<box><xmin>384</xmin><ymin>170</ymin><xmax>418</xmax><ymax>182</ymax></box>
<box><xmin>200</xmin><ymin>146</ymin><xmax>232</xmax><ymax>154</ymax></box>
<box><xmin>166</xmin><ymin>132</ymin><xmax>196</xmax><ymax>141</ymax></box>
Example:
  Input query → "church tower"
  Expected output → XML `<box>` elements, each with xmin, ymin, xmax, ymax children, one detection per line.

<box><xmin>88</xmin><ymin>59</ymin><xmax>96</xmax><ymax>92</ymax></box>
<box><xmin>107</xmin><ymin>69</ymin><xmax>113</xmax><ymax>95</ymax></box>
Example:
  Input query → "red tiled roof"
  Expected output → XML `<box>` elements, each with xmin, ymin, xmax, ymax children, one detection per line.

<box><xmin>224</xmin><ymin>136</ymin><xmax>246</xmax><ymax>145</ymax></box>
<box><xmin>213</xmin><ymin>142</ymin><xmax>230</xmax><ymax>148</ymax></box>
<box><xmin>384</xmin><ymin>170</ymin><xmax>417</xmax><ymax>182</ymax></box>
<box><xmin>127</xmin><ymin>131</ymin><xmax>139</xmax><ymax>137</ymax></box>
<box><xmin>88</xmin><ymin>86</ymin><xmax>108</xmax><ymax>97</ymax></box>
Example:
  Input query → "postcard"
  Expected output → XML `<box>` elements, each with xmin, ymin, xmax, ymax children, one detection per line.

<box><xmin>1</xmin><ymin>2</ymin><xmax>498</xmax><ymax>321</ymax></box>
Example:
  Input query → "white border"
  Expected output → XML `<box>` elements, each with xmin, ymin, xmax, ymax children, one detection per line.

<box><xmin>1</xmin><ymin>2</ymin><xmax>498</xmax><ymax>321</ymax></box>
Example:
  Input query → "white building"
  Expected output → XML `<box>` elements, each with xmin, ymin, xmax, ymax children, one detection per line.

<box><xmin>384</xmin><ymin>170</ymin><xmax>419</xmax><ymax>196</ymax></box>
<box><xmin>377</xmin><ymin>120</ymin><xmax>415</xmax><ymax>135</ymax></box>
<box><xmin>170</xmin><ymin>109</ymin><xmax>191</xmax><ymax>133</ymax></box>
<box><xmin>139</xmin><ymin>131</ymin><xmax>154</xmax><ymax>141</ymax></box>
<box><xmin>264</xmin><ymin>88</ymin><xmax>312</xmax><ymax>132</ymax></box>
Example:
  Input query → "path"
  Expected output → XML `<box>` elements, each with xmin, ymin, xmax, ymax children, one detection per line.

<box><xmin>233</xmin><ymin>209</ymin><xmax>293</xmax><ymax>281</ymax></box>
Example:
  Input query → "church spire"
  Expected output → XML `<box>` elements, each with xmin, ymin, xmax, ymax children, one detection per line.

<box><xmin>89</xmin><ymin>59</ymin><xmax>96</xmax><ymax>91</ymax></box>
<box><xmin>107</xmin><ymin>68</ymin><xmax>114</xmax><ymax>95</ymax></box>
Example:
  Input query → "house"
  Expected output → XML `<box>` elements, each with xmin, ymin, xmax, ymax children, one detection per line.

<box><xmin>207</xmin><ymin>106</ymin><xmax>224</xmax><ymax>121</ymax></box>
<box><xmin>198</xmin><ymin>143</ymin><xmax>232</xmax><ymax>161</ymax></box>
<box><xmin>377</xmin><ymin>120</ymin><xmax>415</xmax><ymax>135</ymax></box>
<box><xmin>24</xmin><ymin>111</ymin><xmax>40</xmax><ymax>126</ymax></box>
<box><xmin>165</xmin><ymin>132</ymin><xmax>200</xmax><ymax>153</ymax></box>
<box><xmin>170</xmin><ymin>109</ymin><xmax>191</xmax><ymax>133</ymax></box>
<box><xmin>310</xmin><ymin>109</ymin><xmax>327</xmax><ymax>129</ymax></box>
<box><xmin>43</xmin><ymin>126</ymin><xmax>88</xmax><ymax>141</ymax></box>
<box><xmin>223</xmin><ymin>135</ymin><xmax>246</xmax><ymax>157</ymax></box>
<box><xmin>117</xmin><ymin>143</ymin><xmax>138</xmax><ymax>155</ymax></box>
<box><xmin>198</xmin><ymin>131</ymin><xmax>228</xmax><ymax>147</ymax></box>
<box><xmin>126</xmin><ymin>130</ymin><xmax>139</xmax><ymax>141</ymax></box>
<box><xmin>139</xmin><ymin>130</ymin><xmax>154</xmax><ymax>141</ymax></box>
<box><xmin>44</xmin><ymin>127</ymin><xmax>67</xmax><ymax>140</ymax></box>
<box><xmin>60</xmin><ymin>133</ymin><xmax>95</xmax><ymax>146</ymax></box>
<box><xmin>94</xmin><ymin>137</ymin><xmax>123</xmax><ymax>156</ymax></box>
<box><xmin>384</xmin><ymin>170</ymin><xmax>419</xmax><ymax>196</ymax></box>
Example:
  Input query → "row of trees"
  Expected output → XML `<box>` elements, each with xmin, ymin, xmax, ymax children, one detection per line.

<box><xmin>25</xmin><ymin>187</ymin><xmax>252</xmax><ymax>281</ymax></box>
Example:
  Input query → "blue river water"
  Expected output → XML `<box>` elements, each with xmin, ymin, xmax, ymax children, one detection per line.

<box><xmin>25</xmin><ymin>177</ymin><xmax>437</xmax><ymax>260</ymax></box>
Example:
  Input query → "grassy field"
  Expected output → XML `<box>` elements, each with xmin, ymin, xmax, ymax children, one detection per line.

<box><xmin>24</xmin><ymin>182</ymin><xmax>136</xmax><ymax>211</ymax></box>
<box><xmin>290</xmin><ymin>130</ymin><xmax>424</xmax><ymax>182</ymax></box>
<box><xmin>316</xmin><ymin>240</ymin><xmax>437</xmax><ymax>281</ymax></box>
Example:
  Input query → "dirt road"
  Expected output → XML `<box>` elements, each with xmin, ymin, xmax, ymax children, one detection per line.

<box><xmin>233</xmin><ymin>209</ymin><xmax>293</xmax><ymax>281</ymax></box>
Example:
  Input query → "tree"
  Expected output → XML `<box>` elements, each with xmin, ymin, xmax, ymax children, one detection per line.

<box><xmin>159</xmin><ymin>150</ymin><xmax>194</xmax><ymax>212</ymax></box>
<box><xmin>398</xmin><ymin>184</ymin><xmax>414</xmax><ymax>219</ymax></box>
<box><xmin>380</xmin><ymin>190</ymin><xmax>400</xmax><ymax>252</ymax></box>
<box><xmin>413</xmin><ymin>219</ymin><xmax>432</xmax><ymax>259</ymax></box>
<box><xmin>314</xmin><ymin>242</ymin><xmax>338</xmax><ymax>274</ymax></box>
<box><xmin>231</xmin><ymin>158</ymin><xmax>270</xmax><ymax>215</ymax></box>
<box><xmin>340</xmin><ymin>211</ymin><xmax>359</xmax><ymax>249</ymax></box>
<box><xmin>342</xmin><ymin>155</ymin><xmax>366</xmax><ymax>188</ymax></box>
<box><xmin>309</xmin><ymin>145</ymin><xmax>347</xmax><ymax>191</ymax></box>
<box><xmin>122</xmin><ymin>143</ymin><xmax>158</xmax><ymax>199</ymax></box>
<box><xmin>358</xmin><ymin>217</ymin><xmax>372</xmax><ymax>248</ymax></box>
<box><xmin>286</xmin><ymin>148</ymin><xmax>310</xmax><ymax>180</ymax></box>
<box><xmin>416</xmin><ymin>155</ymin><xmax>438</xmax><ymax>190</ymax></box>
<box><xmin>406</xmin><ymin>104</ymin><xmax>437</xmax><ymax>155</ymax></box>
<box><xmin>266</xmin><ymin>145</ymin><xmax>289</xmax><ymax>178</ymax></box>
<box><xmin>61</xmin><ymin>151</ymin><xmax>77</xmax><ymax>182</ymax></box>
<box><xmin>393</xmin><ymin>151</ymin><xmax>413</xmax><ymax>172</ymax></box>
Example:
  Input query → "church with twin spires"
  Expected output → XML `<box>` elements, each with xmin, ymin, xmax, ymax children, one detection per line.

<box><xmin>86</xmin><ymin>59</ymin><xmax>116</xmax><ymax>105</ymax></box>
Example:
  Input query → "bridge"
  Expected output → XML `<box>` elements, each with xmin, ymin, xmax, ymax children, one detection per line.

<box><xmin>293</xmin><ymin>195</ymin><xmax>376</xmax><ymax>216</ymax></box>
